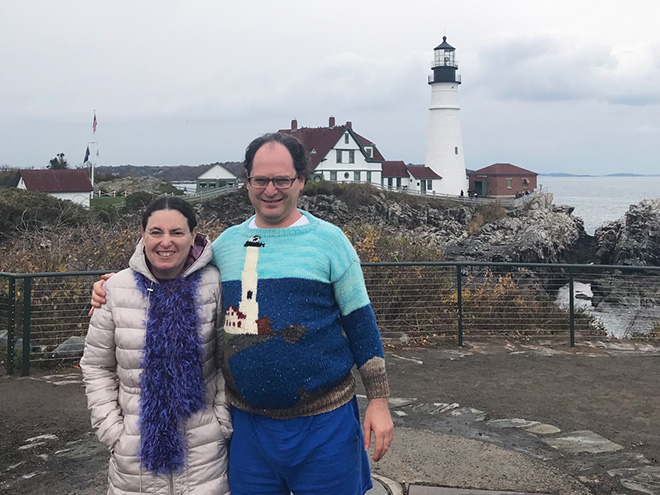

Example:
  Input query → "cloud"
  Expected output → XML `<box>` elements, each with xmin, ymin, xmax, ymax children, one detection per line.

<box><xmin>469</xmin><ymin>35</ymin><xmax>660</xmax><ymax>106</ymax></box>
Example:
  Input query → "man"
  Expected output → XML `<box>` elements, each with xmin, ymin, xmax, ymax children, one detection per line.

<box><xmin>91</xmin><ymin>132</ymin><xmax>393</xmax><ymax>495</ymax></box>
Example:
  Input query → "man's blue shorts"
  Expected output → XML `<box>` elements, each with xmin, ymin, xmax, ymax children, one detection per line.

<box><xmin>229</xmin><ymin>396</ymin><xmax>373</xmax><ymax>495</ymax></box>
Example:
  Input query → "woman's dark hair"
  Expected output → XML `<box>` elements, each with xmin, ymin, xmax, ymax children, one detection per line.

<box><xmin>244</xmin><ymin>132</ymin><xmax>309</xmax><ymax>179</ymax></box>
<box><xmin>141</xmin><ymin>197</ymin><xmax>197</xmax><ymax>233</ymax></box>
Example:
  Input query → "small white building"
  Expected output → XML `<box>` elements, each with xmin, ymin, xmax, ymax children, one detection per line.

<box><xmin>196</xmin><ymin>163</ymin><xmax>239</xmax><ymax>191</ymax></box>
<box><xmin>16</xmin><ymin>169</ymin><xmax>93</xmax><ymax>207</ymax></box>
<box><xmin>381</xmin><ymin>161</ymin><xmax>442</xmax><ymax>195</ymax></box>
<box><xmin>279</xmin><ymin>117</ymin><xmax>383</xmax><ymax>185</ymax></box>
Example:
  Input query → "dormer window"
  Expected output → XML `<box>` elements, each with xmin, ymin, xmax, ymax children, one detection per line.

<box><xmin>364</xmin><ymin>146</ymin><xmax>373</xmax><ymax>158</ymax></box>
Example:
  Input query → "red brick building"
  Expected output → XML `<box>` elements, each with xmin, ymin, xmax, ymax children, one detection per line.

<box><xmin>468</xmin><ymin>163</ymin><xmax>537</xmax><ymax>198</ymax></box>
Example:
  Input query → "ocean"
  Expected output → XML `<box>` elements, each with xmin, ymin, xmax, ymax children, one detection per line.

<box><xmin>538</xmin><ymin>176</ymin><xmax>660</xmax><ymax>235</ymax></box>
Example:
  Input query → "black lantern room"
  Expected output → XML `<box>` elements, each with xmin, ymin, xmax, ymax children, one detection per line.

<box><xmin>429</xmin><ymin>36</ymin><xmax>461</xmax><ymax>85</ymax></box>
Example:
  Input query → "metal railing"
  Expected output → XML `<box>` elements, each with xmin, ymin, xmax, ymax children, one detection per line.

<box><xmin>2</xmin><ymin>262</ymin><xmax>659</xmax><ymax>375</ymax></box>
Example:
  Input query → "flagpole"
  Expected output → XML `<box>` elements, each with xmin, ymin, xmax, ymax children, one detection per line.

<box><xmin>87</xmin><ymin>141</ymin><xmax>98</xmax><ymax>187</ymax></box>
<box><xmin>91</xmin><ymin>110</ymin><xmax>97</xmax><ymax>187</ymax></box>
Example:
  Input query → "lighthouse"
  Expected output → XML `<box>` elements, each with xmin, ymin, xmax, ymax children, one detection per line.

<box><xmin>424</xmin><ymin>36</ymin><xmax>466</xmax><ymax>196</ymax></box>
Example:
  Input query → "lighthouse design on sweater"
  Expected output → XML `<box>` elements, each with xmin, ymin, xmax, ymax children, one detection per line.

<box><xmin>211</xmin><ymin>211</ymin><xmax>389</xmax><ymax>419</ymax></box>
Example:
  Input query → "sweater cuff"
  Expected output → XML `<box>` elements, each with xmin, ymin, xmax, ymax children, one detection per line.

<box><xmin>358</xmin><ymin>356</ymin><xmax>390</xmax><ymax>399</ymax></box>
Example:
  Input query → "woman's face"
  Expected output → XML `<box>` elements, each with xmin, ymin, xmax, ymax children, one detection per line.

<box><xmin>141</xmin><ymin>209</ymin><xmax>197</xmax><ymax>280</ymax></box>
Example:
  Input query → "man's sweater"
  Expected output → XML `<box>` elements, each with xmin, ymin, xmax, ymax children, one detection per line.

<box><xmin>211</xmin><ymin>210</ymin><xmax>389</xmax><ymax>419</ymax></box>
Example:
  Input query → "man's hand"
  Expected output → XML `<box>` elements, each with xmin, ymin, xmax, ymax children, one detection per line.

<box><xmin>88</xmin><ymin>273</ymin><xmax>115</xmax><ymax>316</ymax></box>
<box><xmin>363</xmin><ymin>397</ymin><xmax>394</xmax><ymax>462</ymax></box>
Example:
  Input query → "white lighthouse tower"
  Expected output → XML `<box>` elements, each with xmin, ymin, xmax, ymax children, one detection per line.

<box><xmin>424</xmin><ymin>36</ymin><xmax>466</xmax><ymax>196</ymax></box>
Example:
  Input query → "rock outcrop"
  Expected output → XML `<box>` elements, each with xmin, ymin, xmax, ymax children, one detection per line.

<box><xmin>595</xmin><ymin>199</ymin><xmax>660</xmax><ymax>266</ymax></box>
<box><xmin>444</xmin><ymin>194</ymin><xmax>591</xmax><ymax>264</ymax></box>
<box><xmin>201</xmin><ymin>189</ymin><xmax>591</xmax><ymax>265</ymax></box>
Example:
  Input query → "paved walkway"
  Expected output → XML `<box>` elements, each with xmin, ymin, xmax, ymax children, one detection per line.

<box><xmin>366</xmin><ymin>340</ymin><xmax>660</xmax><ymax>495</ymax></box>
<box><xmin>1</xmin><ymin>340</ymin><xmax>659</xmax><ymax>494</ymax></box>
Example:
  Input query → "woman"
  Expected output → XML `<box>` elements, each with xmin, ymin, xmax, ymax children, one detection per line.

<box><xmin>81</xmin><ymin>197</ymin><xmax>230</xmax><ymax>495</ymax></box>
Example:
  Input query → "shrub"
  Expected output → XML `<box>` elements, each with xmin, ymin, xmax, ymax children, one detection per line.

<box><xmin>122</xmin><ymin>191</ymin><xmax>157</xmax><ymax>212</ymax></box>
<box><xmin>0</xmin><ymin>189</ymin><xmax>89</xmax><ymax>240</ymax></box>
<box><xmin>344</xmin><ymin>223</ymin><xmax>444</xmax><ymax>263</ymax></box>
<box><xmin>468</xmin><ymin>202</ymin><xmax>507</xmax><ymax>234</ymax></box>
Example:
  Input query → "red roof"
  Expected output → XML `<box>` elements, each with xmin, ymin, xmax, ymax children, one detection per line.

<box><xmin>279</xmin><ymin>122</ymin><xmax>385</xmax><ymax>170</ymax></box>
<box><xmin>382</xmin><ymin>161</ymin><xmax>408</xmax><ymax>177</ymax></box>
<box><xmin>19</xmin><ymin>169</ymin><xmax>94</xmax><ymax>193</ymax></box>
<box><xmin>470</xmin><ymin>163</ymin><xmax>537</xmax><ymax>177</ymax></box>
<box><xmin>407</xmin><ymin>166</ymin><xmax>442</xmax><ymax>179</ymax></box>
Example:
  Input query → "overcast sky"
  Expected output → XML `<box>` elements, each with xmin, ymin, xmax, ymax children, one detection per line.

<box><xmin>2</xmin><ymin>1</ymin><xmax>659</xmax><ymax>174</ymax></box>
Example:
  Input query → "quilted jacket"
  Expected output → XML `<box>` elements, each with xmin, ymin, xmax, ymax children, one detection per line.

<box><xmin>80</xmin><ymin>235</ymin><xmax>231</xmax><ymax>494</ymax></box>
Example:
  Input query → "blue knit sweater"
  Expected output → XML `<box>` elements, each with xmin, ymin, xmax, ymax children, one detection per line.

<box><xmin>211</xmin><ymin>210</ymin><xmax>389</xmax><ymax>418</ymax></box>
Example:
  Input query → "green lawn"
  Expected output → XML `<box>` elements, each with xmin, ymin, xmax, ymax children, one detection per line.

<box><xmin>90</xmin><ymin>196</ymin><xmax>125</xmax><ymax>207</ymax></box>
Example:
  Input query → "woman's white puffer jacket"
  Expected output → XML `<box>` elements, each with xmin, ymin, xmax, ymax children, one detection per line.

<box><xmin>80</xmin><ymin>235</ymin><xmax>231</xmax><ymax>495</ymax></box>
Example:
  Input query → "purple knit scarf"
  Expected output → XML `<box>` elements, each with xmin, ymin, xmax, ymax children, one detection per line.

<box><xmin>134</xmin><ymin>271</ymin><xmax>206</xmax><ymax>475</ymax></box>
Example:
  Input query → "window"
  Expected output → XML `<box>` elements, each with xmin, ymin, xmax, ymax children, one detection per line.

<box><xmin>330</xmin><ymin>171</ymin><xmax>337</xmax><ymax>181</ymax></box>
<box><xmin>366</xmin><ymin>171</ymin><xmax>372</xmax><ymax>182</ymax></box>
<box><xmin>364</xmin><ymin>146</ymin><xmax>373</xmax><ymax>158</ymax></box>
<box><xmin>455</xmin><ymin>147</ymin><xmax>459</xmax><ymax>155</ymax></box>
<box><xmin>344</xmin><ymin>133</ymin><xmax>349</xmax><ymax>144</ymax></box>
<box><xmin>348</xmin><ymin>150</ymin><xmax>355</xmax><ymax>163</ymax></box>
<box><xmin>506</xmin><ymin>178</ymin><xmax>512</xmax><ymax>189</ymax></box>
<box><xmin>522</xmin><ymin>178</ymin><xmax>529</xmax><ymax>189</ymax></box>
<box><xmin>427</xmin><ymin>179</ymin><xmax>432</xmax><ymax>189</ymax></box>
<box><xmin>387</xmin><ymin>177</ymin><xmax>393</xmax><ymax>188</ymax></box>
<box><xmin>344</xmin><ymin>172</ymin><xmax>350</xmax><ymax>180</ymax></box>
<box><xmin>354</xmin><ymin>171</ymin><xmax>360</xmax><ymax>181</ymax></box>
<box><xmin>336</xmin><ymin>150</ymin><xmax>343</xmax><ymax>163</ymax></box>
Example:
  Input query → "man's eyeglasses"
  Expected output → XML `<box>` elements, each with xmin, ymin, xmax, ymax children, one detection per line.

<box><xmin>246</xmin><ymin>176</ymin><xmax>299</xmax><ymax>189</ymax></box>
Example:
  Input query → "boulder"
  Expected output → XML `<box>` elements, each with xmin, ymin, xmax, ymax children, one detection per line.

<box><xmin>595</xmin><ymin>199</ymin><xmax>660</xmax><ymax>266</ymax></box>
<box><xmin>51</xmin><ymin>336</ymin><xmax>86</xmax><ymax>359</ymax></box>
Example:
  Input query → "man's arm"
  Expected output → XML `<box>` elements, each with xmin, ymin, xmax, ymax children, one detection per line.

<box><xmin>329</xmin><ymin>231</ymin><xmax>394</xmax><ymax>461</ymax></box>
<box><xmin>88</xmin><ymin>273</ymin><xmax>114</xmax><ymax>316</ymax></box>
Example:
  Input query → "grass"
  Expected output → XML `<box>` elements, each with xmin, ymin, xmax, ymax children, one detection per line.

<box><xmin>90</xmin><ymin>196</ymin><xmax>125</xmax><ymax>208</ymax></box>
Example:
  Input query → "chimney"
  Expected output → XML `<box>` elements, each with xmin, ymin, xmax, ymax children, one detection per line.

<box><xmin>291</xmin><ymin>119</ymin><xmax>298</xmax><ymax>130</ymax></box>
<box><xmin>346</xmin><ymin>121</ymin><xmax>352</xmax><ymax>129</ymax></box>
<box><xmin>329</xmin><ymin>116</ymin><xmax>335</xmax><ymax>127</ymax></box>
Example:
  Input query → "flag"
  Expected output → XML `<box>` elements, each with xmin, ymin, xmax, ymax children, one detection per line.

<box><xmin>84</xmin><ymin>146</ymin><xmax>90</xmax><ymax>164</ymax></box>
<box><xmin>93</xmin><ymin>112</ymin><xmax>97</xmax><ymax>134</ymax></box>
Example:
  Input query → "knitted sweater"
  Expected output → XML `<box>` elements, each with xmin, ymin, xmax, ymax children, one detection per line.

<box><xmin>211</xmin><ymin>210</ymin><xmax>389</xmax><ymax>419</ymax></box>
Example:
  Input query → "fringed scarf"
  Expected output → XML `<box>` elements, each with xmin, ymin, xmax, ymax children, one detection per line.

<box><xmin>134</xmin><ymin>271</ymin><xmax>206</xmax><ymax>475</ymax></box>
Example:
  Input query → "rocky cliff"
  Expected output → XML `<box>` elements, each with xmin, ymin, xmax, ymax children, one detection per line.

<box><xmin>200</xmin><ymin>187</ymin><xmax>592</xmax><ymax>264</ymax></box>
<box><xmin>595</xmin><ymin>199</ymin><xmax>660</xmax><ymax>266</ymax></box>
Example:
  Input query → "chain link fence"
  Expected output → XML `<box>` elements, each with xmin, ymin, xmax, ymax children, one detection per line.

<box><xmin>2</xmin><ymin>263</ymin><xmax>660</xmax><ymax>375</ymax></box>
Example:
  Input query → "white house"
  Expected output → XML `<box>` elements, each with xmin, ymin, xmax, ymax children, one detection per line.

<box><xmin>279</xmin><ymin>117</ymin><xmax>383</xmax><ymax>185</ymax></box>
<box><xmin>196</xmin><ymin>163</ymin><xmax>239</xmax><ymax>191</ymax></box>
<box><xmin>16</xmin><ymin>169</ymin><xmax>94</xmax><ymax>207</ymax></box>
<box><xmin>381</xmin><ymin>160</ymin><xmax>442</xmax><ymax>195</ymax></box>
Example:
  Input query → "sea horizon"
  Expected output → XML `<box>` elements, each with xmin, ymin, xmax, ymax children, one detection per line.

<box><xmin>539</xmin><ymin>176</ymin><xmax>660</xmax><ymax>235</ymax></box>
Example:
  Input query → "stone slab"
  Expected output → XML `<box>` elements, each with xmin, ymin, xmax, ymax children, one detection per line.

<box><xmin>523</xmin><ymin>423</ymin><xmax>561</xmax><ymax>435</ymax></box>
<box><xmin>542</xmin><ymin>430</ymin><xmax>623</xmax><ymax>454</ymax></box>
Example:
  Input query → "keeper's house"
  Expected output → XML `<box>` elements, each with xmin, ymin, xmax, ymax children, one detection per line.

<box><xmin>381</xmin><ymin>160</ymin><xmax>442</xmax><ymax>195</ymax></box>
<box><xmin>279</xmin><ymin>117</ymin><xmax>384</xmax><ymax>185</ymax></box>
<box><xmin>468</xmin><ymin>163</ymin><xmax>538</xmax><ymax>198</ymax></box>
<box><xmin>16</xmin><ymin>169</ymin><xmax>94</xmax><ymax>207</ymax></box>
